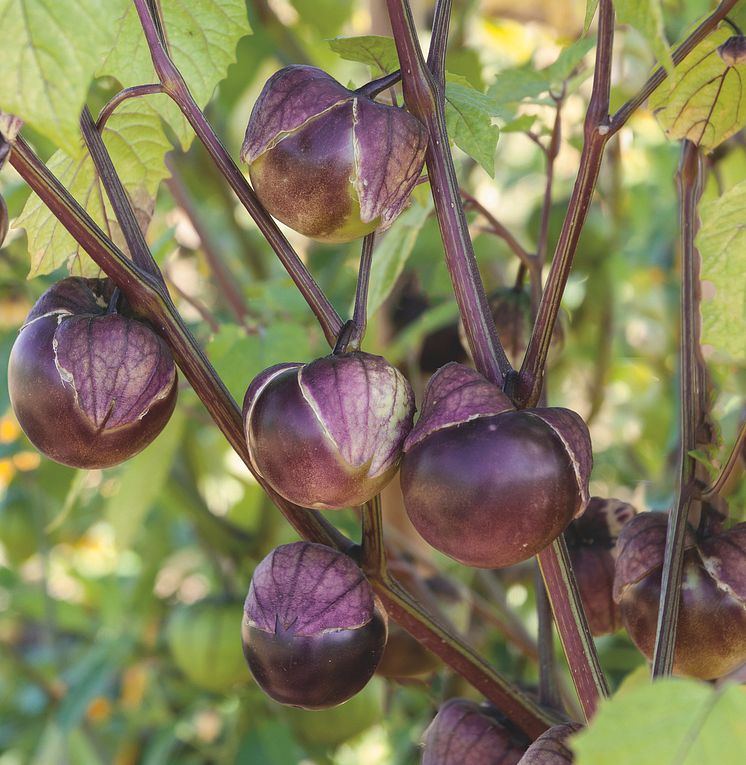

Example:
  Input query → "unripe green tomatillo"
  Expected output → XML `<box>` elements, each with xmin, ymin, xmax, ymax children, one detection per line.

<box><xmin>243</xmin><ymin>351</ymin><xmax>415</xmax><ymax>510</ymax></box>
<box><xmin>401</xmin><ymin>364</ymin><xmax>592</xmax><ymax>568</ymax></box>
<box><xmin>242</xmin><ymin>542</ymin><xmax>388</xmax><ymax>709</ymax></box>
<box><xmin>241</xmin><ymin>65</ymin><xmax>428</xmax><ymax>243</ymax></box>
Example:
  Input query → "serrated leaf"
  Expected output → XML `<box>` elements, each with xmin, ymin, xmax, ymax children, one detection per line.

<box><xmin>584</xmin><ymin>0</ymin><xmax>599</xmax><ymax>33</ymax></box>
<box><xmin>696</xmin><ymin>178</ymin><xmax>746</xmax><ymax>362</ymax></box>
<box><xmin>0</xmin><ymin>0</ymin><xmax>128</xmax><ymax>156</ymax></box>
<box><xmin>572</xmin><ymin>679</ymin><xmax>746</xmax><ymax>765</ymax></box>
<box><xmin>366</xmin><ymin>198</ymin><xmax>432</xmax><ymax>318</ymax></box>
<box><xmin>328</xmin><ymin>35</ymin><xmax>400</xmax><ymax>75</ymax></box>
<box><xmin>615</xmin><ymin>0</ymin><xmax>674</xmax><ymax>74</ymax></box>
<box><xmin>15</xmin><ymin>99</ymin><xmax>172</xmax><ymax>277</ymax></box>
<box><xmin>445</xmin><ymin>82</ymin><xmax>502</xmax><ymax>175</ymax></box>
<box><xmin>649</xmin><ymin>28</ymin><xmax>746</xmax><ymax>153</ymax></box>
<box><xmin>100</xmin><ymin>0</ymin><xmax>250</xmax><ymax>150</ymax></box>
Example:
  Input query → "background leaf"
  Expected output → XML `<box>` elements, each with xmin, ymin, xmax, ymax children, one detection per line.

<box><xmin>15</xmin><ymin>99</ymin><xmax>172</xmax><ymax>277</ymax></box>
<box><xmin>100</xmin><ymin>0</ymin><xmax>251</xmax><ymax>151</ymax></box>
<box><xmin>615</xmin><ymin>0</ymin><xmax>674</xmax><ymax>74</ymax></box>
<box><xmin>328</xmin><ymin>35</ymin><xmax>399</xmax><ymax>75</ymax></box>
<box><xmin>572</xmin><ymin>679</ymin><xmax>746</xmax><ymax>765</ymax></box>
<box><xmin>696</xmin><ymin>178</ymin><xmax>746</xmax><ymax>363</ymax></box>
<box><xmin>366</xmin><ymin>198</ymin><xmax>432</xmax><ymax>318</ymax></box>
<box><xmin>649</xmin><ymin>27</ymin><xmax>746</xmax><ymax>153</ymax></box>
<box><xmin>0</xmin><ymin>0</ymin><xmax>128</xmax><ymax>156</ymax></box>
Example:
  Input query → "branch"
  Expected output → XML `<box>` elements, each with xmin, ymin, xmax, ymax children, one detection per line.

<box><xmin>131</xmin><ymin>0</ymin><xmax>343</xmax><ymax>346</ymax></box>
<box><xmin>609</xmin><ymin>0</ymin><xmax>740</xmax><ymax>135</ymax></box>
<box><xmin>386</xmin><ymin>0</ymin><xmax>511</xmax><ymax>386</ymax></box>
<box><xmin>652</xmin><ymin>140</ymin><xmax>704</xmax><ymax>677</ymax></box>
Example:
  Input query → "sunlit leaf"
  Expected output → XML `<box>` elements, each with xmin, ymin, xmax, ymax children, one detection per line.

<box><xmin>572</xmin><ymin>679</ymin><xmax>746</xmax><ymax>765</ymax></box>
<box><xmin>615</xmin><ymin>0</ymin><xmax>674</xmax><ymax>74</ymax></box>
<box><xmin>649</xmin><ymin>28</ymin><xmax>746</xmax><ymax>152</ymax></box>
<box><xmin>207</xmin><ymin>322</ymin><xmax>315</xmax><ymax>403</ymax></box>
<box><xmin>100</xmin><ymin>0</ymin><xmax>251</xmax><ymax>150</ymax></box>
<box><xmin>696</xmin><ymin>178</ymin><xmax>746</xmax><ymax>362</ymax></box>
<box><xmin>15</xmin><ymin>99</ymin><xmax>172</xmax><ymax>277</ymax></box>
<box><xmin>0</xmin><ymin>0</ymin><xmax>128</xmax><ymax>156</ymax></box>
<box><xmin>328</xmin><ymin>34</ymin><xmax>400</xmax><ymax>75</ymax></box>
<box><xmin>584</xmin><ymin>0</ymin><xmax>599</xmax><ymax>33</ymax></box>
<box><xmin>367</xmin><ymin>198</ymin><xmax>432</xmax><ymax>318</ymax></box>
<box><xmin>445</xmin><ymin>81</ymin><xmax>502</xmax><ymax>175</ymax></box>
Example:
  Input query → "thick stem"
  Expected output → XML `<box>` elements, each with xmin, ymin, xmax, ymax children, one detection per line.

<box><xmin>652</xmin><ymin>140</ymin><xmax>704</xmax><ymax>677</ymax></box>
<box><xmin>537</xmin><ymin>538</ymin><xmax>609</xmax><ymax>720</ymax></box>
<box><xmin>515</xmin><ymin>0</ymin><xmax>614</xmax><ymax>408</ymax></box>
<box><xmin>80</xmin><ymin>107</ymin><xmax>164</xmax><ymax>284</ymax></box>
<box><xmin>350</xmin><ymin>232</ymin><xmax>375</xmax><ymax>348</ymax></box>
<box><xmin>426</xmin><ymin>0</ymin><xmax>452</xmax><ymax>85</ymax></box>
<box><xmin>534</xmin><ymin>562</ymin><xmax>561</xmax><ymax>711</ymax></box>
<box><xmin>360</xmin><ymin>494</ymin><xmax>387</xmax><ymax>576</ymax></box>
<box><xmin>132</xmin><ymin>0</ymin><xmax>343</xmax><ymax>346</ymax></box>
<box><xmin>386</xmin><ymin>0</ymin><xmax>511</xmax><ymax>386</ymax></box>
<box><xmin>609</xmin><ymin>0</ymin><xmax>740</xmax><ymax>135</ymax></box>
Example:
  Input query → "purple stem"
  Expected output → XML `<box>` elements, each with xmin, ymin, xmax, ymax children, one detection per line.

<box><xmin>132</xmin><ymin>0</ymin><xmax>343</xmax><ymax>346</ymax></box>
<box><xmin>385</xmin><ymin>0</ymin><xmax>512</xmax><ymax>386</ymax></box>
<box><xmin>652</xmin><ymin>140</ymin><xmax>704</xmax><ymax>677</ymax></box>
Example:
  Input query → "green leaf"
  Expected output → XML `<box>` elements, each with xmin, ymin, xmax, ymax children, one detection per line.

<box><xmin>207</xmin><ymin>321</ymin><xmax>315</xmax><ymax>404</ymax></box>
<box><xmin>100</xmin><ymin>0</ymin><xmax>251</xmax><ymax>150</ymax></box>
<box><xmin>545</xmin><ymin>37</ymin><xmax>596</xmax><ymax>84</ymax></box>
<box><xmin>615</xmin><ymin>0</ymin><xmax>674</xmax><ymax>74</ymax></box>
<box><xmin>696</xmin><ymin>178</ymin><xmax>746</xmax><ymax>363</ymax></box>
<box><xmin>445</xmin><ymin>81</ymin><xmax>502</xmax><ymax>175</ymax></box>
<box><xmin>584</xmin><ymin>0</ymin><xmax>599</xmax><ymax>33</ymax></box>
<box><xmin>16</xmin><ymin>99</ymin><xmax>172</xmax><ymax>277</ymax></box>
<box><xmin>104</xmin><ymin>409</ymin><xmax>185</xmax><ymax>550</ymax></box>
<box><xmin>328</xmin><ymin>35</ymin><xmax>400</xmax><ymax>75</ymax></box>
<box><xmin>649</xmin><ymin>28</ymin><xmax>746</xmax><ymax>153</ymax></box>
<box><xmin>366</xmin><ymin>198</ymin><xmax>432</xmax><ymax>318</ymax></box>
<box><xmin>572</xmin><ymin>679</ymin><xmax>746</xmax><ymax>765</ymax></box>
<box><xmin>0</xmin><ymin>0</ymin><xmax>128</xmax><ymax>156</ymax></box>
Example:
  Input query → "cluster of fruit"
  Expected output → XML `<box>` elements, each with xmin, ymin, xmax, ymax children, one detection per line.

<box><xmin>6</xmin><ymin>64</ymin><xmax>745</xmax><ymax>759</ymax></box>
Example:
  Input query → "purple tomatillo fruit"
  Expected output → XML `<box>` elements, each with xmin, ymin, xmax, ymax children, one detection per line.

<box><xmin>400</xmin><ymin>363</ymin><xmax>592</xmax><ymax>569</ymax></box>
<box><xmin>517</xmin><ymin>722</ymin><xmax>583</xmax><ymax>764</ymax></box>
<box><xmin>614</xmin><ymin>512</ymin><xmax>746</xmax><ymax>679</ymax></box>
<box><xmin>242</xmin><ymin>541</ymin><xmax>388</xmax><ymax>709</ymax></box>
<box><xmin>7</xmin><ymin>277</ymin><xmax>177</xmax><ymax>469</ymax></box>
<box><xmin>565</xmin><ymin>497</ymin><xmax>637</xmax><ymax>636</ymax></box>
<box><xmin>241</xmin><ymin>65</ymin><xmax>428</xmax><ymax>243</ymax></box>
<box><xmin>243</xmin><ymin>351</ymin><xmax>415</xmax><ymax>510</ymax></box>
<box><xmin>421</xmin><ymin>697</ymin><xmax>530</xmax><ymax>765</ymax></box>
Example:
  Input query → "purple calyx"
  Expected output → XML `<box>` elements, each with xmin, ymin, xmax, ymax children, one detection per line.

<box><xmin>244</xmin><ymin>542</ymin><xmax>375</xmax><ymax>636</ymax></box>
<box><xmin>299</xmin><ymin>352</ymin><xmax>415</xmax><ymax>477</ymax></box>
<box><xmin>403</xmin><ymin>363</ymin><xmax>515</xmax><ymax>452</ymax></box>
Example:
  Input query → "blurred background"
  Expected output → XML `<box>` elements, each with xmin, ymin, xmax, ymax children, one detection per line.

<box><xmin>1</xmin><ymin>0</ymin><xmax>745</xmax><ymax>763</ymax></box>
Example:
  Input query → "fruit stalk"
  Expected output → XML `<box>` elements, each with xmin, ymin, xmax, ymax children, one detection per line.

<box><xmin>385</xmin><ymin>0</ymin><xmax>511</xmax><ymax>385</ymax></box>
<box><xmin>132</xmin><ymin>0</ymin><xmax>344</xmax><ymax>346</ymax></box>
<box><xmin>351</xmin><ymin>232</ymin><xmax>376</xmax><ymax>349</ymax></box>
<box><xmin>652</xmin><ymin>139</ymin><xmax>704</xmax><ymax>677</ymax></box>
